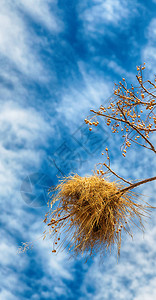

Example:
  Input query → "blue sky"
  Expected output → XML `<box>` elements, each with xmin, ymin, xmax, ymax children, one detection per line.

<box><xmin>1</xmin><ymin>0</ymin><xmax>156</xmax><ymax>299</ymax></box>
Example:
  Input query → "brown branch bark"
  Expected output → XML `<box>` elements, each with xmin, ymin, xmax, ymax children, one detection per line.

<box><xmin>48</xmin><ymin>214</ymin><xmax>70</xmax><ymax>226</ymax></box>
<box><xmin>115</xmin><ymin>176</ymin><xmax>156</xmax><ymax>196</ymax></box>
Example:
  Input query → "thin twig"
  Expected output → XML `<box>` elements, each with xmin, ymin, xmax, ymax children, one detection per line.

<box><xmin>103</xmin><ymin>163</ymin><xmax>132</xmax><ymax>185</ymax></box>
<box><xmin>90</xmin><ymin>109</ymin><xmax>156</xmax><ymax>153</ymax></box>
<box><xmin>48</xmin><ymin>214</ymin><xmax>71</xmax><ymax>226</ymax></box>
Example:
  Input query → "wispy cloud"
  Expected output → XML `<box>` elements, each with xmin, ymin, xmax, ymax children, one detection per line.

<box><xmin>0</xmin><ymin>100</ymin><xmax>53</xmax><ymax>208</ymax></box>
<box><xmin>142</xmin><ymin>18</ymin><xmax>156</xmax><ymax>76</ymax></box>
<box><xmin>16</xmin><ymin>0</ymin><xmax>63</xmax><ymax>32</ymax></box>
<box><xmin>0</xmin><ymin>0</ymin><xmax>62</xmax><ymax>80</ymax></box>
<box><xmin>78</xmin><ymin>0</ymin><xmax>138</xmax><ymax>37</ymax></box>
<box><xmin>55</xmin><ymin>62</ymin><xmax>112</xmax><ymax>132</ymax></box>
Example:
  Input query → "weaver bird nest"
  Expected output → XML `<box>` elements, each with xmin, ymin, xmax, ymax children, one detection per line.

<box><xmin>43</xmin><ymin>173</ymin><xmax>152</xmax><ymax>262</ymax></box>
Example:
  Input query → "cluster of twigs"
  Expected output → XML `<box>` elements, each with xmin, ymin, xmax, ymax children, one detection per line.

<box><xmin>85</xmin><ymin>63</ymin><xmax>156</xmax><ymax>156</ymax></box>
<box><xmin>42</xmin><ymin>173</ymin><xmax>154</xmax><ymax>263</ymax></box>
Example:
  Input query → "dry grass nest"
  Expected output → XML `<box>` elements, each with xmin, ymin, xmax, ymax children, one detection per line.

<box><xmin>44</xmin><ymin>173</ymin><xmax>153</xmax><ymax>262</ymax></box>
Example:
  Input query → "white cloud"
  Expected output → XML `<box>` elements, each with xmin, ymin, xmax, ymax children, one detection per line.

<box><xmin>37</xmin><ymin>237</ymin><xmax>74</xmax><ymax>280</ymax></box>
<box><xmin>0</xmin><ymin>101</ymin><xmax>54</xmax><ymax>204</ymax></box>
<box><xmin>16</xmin><ymin>0</ymin><xmax>63</xmax><ymax>32</ymax></box>
<box><xmin>78</xmin><ymin>0</ymin><xmax>137</xmax><ymax>37</ymax></box>
<box><xmin>55</xmin><ymin>62</ymin><xmax>112</xmax><ymax>132</ymax></box>
<box><xmin>0</xmin><ymin>233</ymin><xmax>28</xmax><ymax>270</ymax></box>
<box><xmin>0</xmin><ymin>290</ymin><xmax>17</xmax><ymax>300</ymax></box>
<box><xmin>146</xmin><ymin>18</ymin><xmax>156</xmax><ymax>40</ymax></box>
<box><xmin>0</xmin><ymin>232</ymin><xmax>30</xmax><ymax>300</ymax></box>
<box><xmin>0</xmin><ymin>100</ymin><xmax>53</xmax><ymax>143</ymax></box>
<box><xmin>0</xmin><ymin>6</ymin><xmax>41</xmax><ymax>78</ymax></box>
<box><xmin>142</xmin><ymin>18</ymin><xmax>156</xmax><ymax>78</ymax></box>
<box><xmin>0</xmin><ymin>0</ymin><xmax>62</xmax><ymax>80</ymax></box>
<box><xmin>142</xmin><ymin>46</ymin><xmax>156</xmax><ymax>76</ymax></box>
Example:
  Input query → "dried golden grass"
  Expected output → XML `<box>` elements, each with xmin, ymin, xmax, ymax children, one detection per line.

<box><xmin>44</xmin><ymin>173</ymin><xmax>153</xmax><ymax>262</ymax></box>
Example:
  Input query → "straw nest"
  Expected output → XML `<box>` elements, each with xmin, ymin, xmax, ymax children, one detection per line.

<box><xmin>44</xmin><ymin>173</ymin><xmax>152</xmax><ymax>262</ymax></box>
